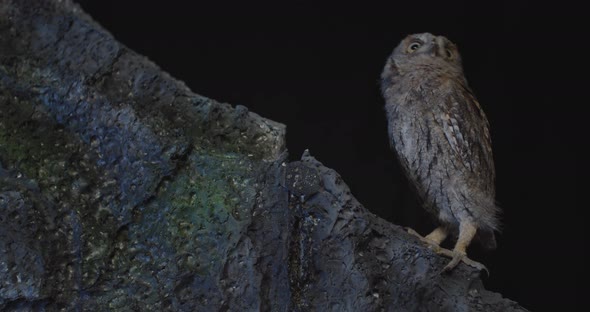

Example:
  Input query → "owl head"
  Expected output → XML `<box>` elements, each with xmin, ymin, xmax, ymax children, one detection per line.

<box><xmin>381</xmin><ymin>33</ymin><xmax>464</xmax><ymax>91</ymax></box>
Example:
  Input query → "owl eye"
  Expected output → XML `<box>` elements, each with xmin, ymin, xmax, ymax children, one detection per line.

<box><xmin>407</xmin><ymin>42</ymin><xmax>421</xmax><ymax>53</ymax></box>
<box><xmin>445</xmin><ymin>49</ymin><xmax>453</xmax><ymax>58</ymax></box>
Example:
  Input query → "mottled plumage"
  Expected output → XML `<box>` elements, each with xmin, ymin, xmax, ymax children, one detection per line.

<box><xmin>381</xmin><ymin>33</ymin><xmax>499</xmax><ymax>272</ymax></box>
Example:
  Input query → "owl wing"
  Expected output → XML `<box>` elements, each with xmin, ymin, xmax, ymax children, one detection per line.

<box><xmin>433</xmin><ymin>82</ymin><xmax>495</xmax><ymax>182</ymax></box>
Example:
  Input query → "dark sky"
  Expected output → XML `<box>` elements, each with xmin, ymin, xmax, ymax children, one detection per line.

<box><xmin>77</xmin><ymin>1</ymin><xmax>584</xmax><ymax>310</ymax></box>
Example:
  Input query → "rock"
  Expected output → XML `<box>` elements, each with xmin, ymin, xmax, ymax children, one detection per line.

<box><xmin>0</xmin><ymin>1</ymin><xmax>526</xmax><ymax>311</ymax></box>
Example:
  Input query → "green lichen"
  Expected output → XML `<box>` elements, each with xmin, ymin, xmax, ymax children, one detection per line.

<box><xmin>0</xmin><ymin>93</ymin><xmax>122</xmax><ymax>292</ymax></box>
<box><xmin>0</xmin><ymin>95</ymin><xmax>75</xmax><ymax>186</ymax></box>
<box><xmin>126</xmin><ymin>148</ymin><xmax>259</xmax><ymax>280</ymax></box>
<box><xmin>0</xmin><ymin>94</ymin><xmax>106</xmax><ymax>209</ymax></box>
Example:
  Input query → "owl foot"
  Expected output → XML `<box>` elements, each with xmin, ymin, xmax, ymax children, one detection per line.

<box><xmin>405</xmin><ymin>227</ymin><xmax>426</xmax><ymax>240</ymax></box>
<box><xmin>405</xmin><ymin>227</ymin><xmax>443</xmax><ymax>248</ymax></box>
<box><xmin>438</xmin><ymin>249</ymin><xmax>489</xmax><ymax>276</ymax></box>
<box><xmin>405</xmin><ymin>227</ymin><xmax>489</xmax><ymax>275</ymax></box>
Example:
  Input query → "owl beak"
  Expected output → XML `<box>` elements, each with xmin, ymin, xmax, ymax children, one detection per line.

<box><xmin>431</xmin><ymin>37</ymin><xmax>446</xmax><ymax>58</ymax></box>
<box><xmin>430</xmin><ymin>43</ymin><xmax>441</xmax><ymax>57</ymax></box>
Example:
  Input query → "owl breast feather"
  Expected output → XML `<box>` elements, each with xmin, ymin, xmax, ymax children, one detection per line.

<box><xmin>385</xmin><ymin>79</ymin><xmax>499</xmax><ymax>231</ymax></box>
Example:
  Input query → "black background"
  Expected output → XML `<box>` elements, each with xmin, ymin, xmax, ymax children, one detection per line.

<box><xmin>77</xmin><ymin>1</ymin><xmax>584</xmax><ymax>310</ymax></box>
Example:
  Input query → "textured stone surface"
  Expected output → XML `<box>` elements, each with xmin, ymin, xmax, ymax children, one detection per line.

<box><xmin>0</xmin><ymin>0</ymin><xmax>526</xmax><ymax>311</ymax></box>
<box><xmin>285</xmin><ymin>151</ymin><xmax>526</xmax><ymax>311</ymax></box>
<box><xmin>1</xmin><ymin>1</ymin><xmax>287</xmax><ymax>310</ymax></box>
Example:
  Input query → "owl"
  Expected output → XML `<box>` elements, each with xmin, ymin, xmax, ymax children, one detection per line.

<box><xmin>380</xmin><ymin>33</ymin><xmax>499</xmax><ymax>272</ymax></box>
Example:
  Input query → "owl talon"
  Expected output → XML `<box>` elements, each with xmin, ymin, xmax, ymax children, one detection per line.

<box><xmin>440</xmin><ymin>250</ymin><xmax>489</xmax><ymax>275</ymax></box>
<box><xmin>405</xmin><ymin>227</ymin><xmax>489</xmax><ymax>275</ymax></box>
<box><xmin>442</xmin><ymin>251</ymin><xmax>465</xmax><ymax>272</ymax></box>
<box><xmin>460</xmin><ymin>256</ymin><xmax>489</xmax><ymax>276</ymax></box>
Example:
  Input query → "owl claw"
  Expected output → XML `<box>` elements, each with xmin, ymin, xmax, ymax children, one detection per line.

<box><xmin>442</xmin><ymin>251</ymin><xmax>465</xmax><ymax>272</ymax></box>
<box><xmin>458</xmin><ymin>256</ymin><xmax>489</xmax><ymax>276</ymax></box>
<box><xmin>441</xmin><ymin>250</ymin><xmax>489</xmax><ymax>276</ymax></box>
<box><xmin>405</xmin><ymin>227</ymin><xmax>489</xmax><ymax>275</ymax></box>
